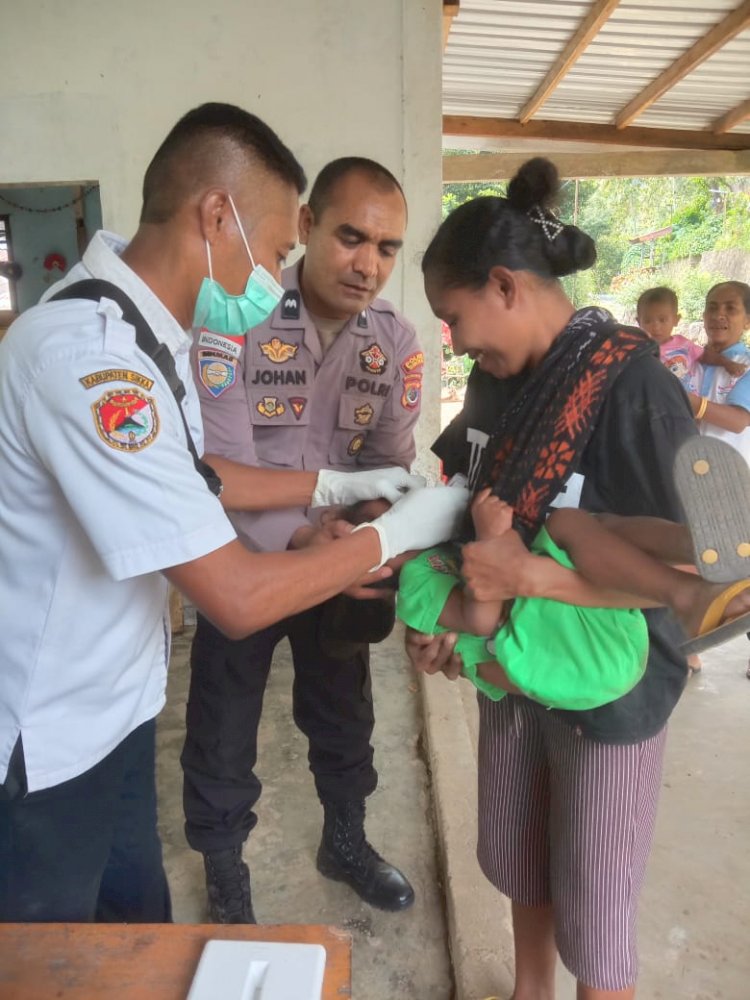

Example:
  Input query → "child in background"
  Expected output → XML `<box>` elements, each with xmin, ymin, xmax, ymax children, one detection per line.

<box><xmin>637</xmin><ymin>286</ymin><xmax>701</xmax><ymax>388</ymax></box>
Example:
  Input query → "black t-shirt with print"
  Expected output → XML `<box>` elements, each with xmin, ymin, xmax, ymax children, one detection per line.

<box><xmin>433</xmin><ymin>353</ymin><xmax>697</xmax><ymax>744</ymax></box>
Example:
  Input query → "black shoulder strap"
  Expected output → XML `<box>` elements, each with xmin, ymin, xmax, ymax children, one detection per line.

<box><xmin>50</xmin><ymin>278</ymin><xmax>222</xmax><ymax>497</ymax></box>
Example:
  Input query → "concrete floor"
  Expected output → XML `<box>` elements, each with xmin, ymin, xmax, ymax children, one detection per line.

<box><xmin>156</xmin><ymin>610</ymin><xmax>750</xmax><ymax>1000</ymax></box>
<box><xmin>426</xmin><ymin>631</ymin><xmax>750</xmax><ymax>1000</ymax></box>
<box><xmin>156</xmin><ymin>618</ymin><xmax>453</xmax><ymax>1000</ymax></box>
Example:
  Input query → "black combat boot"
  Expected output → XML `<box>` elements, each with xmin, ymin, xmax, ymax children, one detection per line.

<box><xmin>203</xmin><ymin>846</ymin><xmax>256</xmax><ymax>923</ymax></box>
<box><xmin>316</xmin><ymin>800</ymin><xmax>415</xmax><ymax>911</ymax></box>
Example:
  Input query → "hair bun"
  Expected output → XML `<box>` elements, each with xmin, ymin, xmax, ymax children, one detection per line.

<box><xmin>506</xmin><ymin>157</ymin><xmax>559</xmax><ymax>212</ymax></box>
<box><xmin>547</xmin><ymin>224</ymin><xmax>597</xmax><ymax>277</ymax></box>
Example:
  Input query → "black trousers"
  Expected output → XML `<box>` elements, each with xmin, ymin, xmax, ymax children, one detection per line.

<box><xmin>181</xmin><ymin>606</ymin><xmax>377</xmax><ymax>853</ymax></box>
<box><xmin>0</xmin><ymin>719</ymin><xmax>171</xmax><ymax>922</ymax></box>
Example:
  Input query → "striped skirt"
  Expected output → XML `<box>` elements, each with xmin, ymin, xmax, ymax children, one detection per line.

<box><xmin>477</xmin><ymin>695</ymin><xmax>667</xmax><ymax>991</ymax></box>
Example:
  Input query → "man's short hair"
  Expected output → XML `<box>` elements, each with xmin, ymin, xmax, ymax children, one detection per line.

<box><xmin>307</xmin><ymin>157</ymin><xmax>405</xmax><ymax>221</ymax></box>
<box><xmin>141</xmin><ymin>102</ymin><xmax>307</xmax><ymax>224</ymax></box>
<box><xmin>637</xmin><ymin>286</ymin><xmax>679</xmax><ymax>314</ymax></box>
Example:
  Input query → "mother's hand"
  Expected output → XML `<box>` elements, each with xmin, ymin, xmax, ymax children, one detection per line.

<box><xmin>404</xmin><ymin>627</ymin><xmax>463</xmax><ymax>681</ymax></box>
<box><xmin>461</xmin><ymin>530</ymin><xmax>532</xmax><ymax>603</ymax></box>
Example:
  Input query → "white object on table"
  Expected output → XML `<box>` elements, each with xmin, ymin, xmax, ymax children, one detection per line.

<box><xmin>186</xmin><ymin>940</ymin><xmax>326</xmax><ymax>1000</ymax></box>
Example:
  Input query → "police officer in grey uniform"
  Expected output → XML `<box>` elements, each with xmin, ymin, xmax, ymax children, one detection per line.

<box><xmin>182</xmin><ymin>158</ymin><xmax>423</xmax><ymax>921</ymax></box>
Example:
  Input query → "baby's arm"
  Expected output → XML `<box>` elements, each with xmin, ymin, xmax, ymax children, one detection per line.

<box><xmin>437</xmin><ymin>585</ymin><xmax>505</xmax><ymax>637</ymax></box>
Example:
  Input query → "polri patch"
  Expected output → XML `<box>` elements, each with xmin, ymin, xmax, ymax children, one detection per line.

<box><xmin>259</xmin><ymin>336</ymin><xmax>299</xmax><ymax>363</ymax></box>
<box><xmin>198</xmin><ymin>352</ymin><xmax>237</xmax><ymax>398</ymax></box>
<box><xmin>280</xmin><ymin>290</ymin><xmax>301</xmax><ymax>320</ymax></box>
<box><xmin>92</xmin><ymin>388</ymin><xmax>159</xmax><ymax>452</ymax></box>
<box><xmin>256</xmin><ymin>395</ymin><xmax>286</xmax><ymax>418</ymax></box>
<box><xmin>401</xmin><ymin>372</ymin><xmax>422</xmax><ymax>411</ymax></box>
<box><xmin>401</xmin><ymin>351</ymin><xmax>424</xmax><ymax>374</ymax></box>
<box><xmin>79</xmin><ymin>369</ymin><xmax>154</xmax><ymax>391</ymax></box>
<box><xmin>289</xmin><ymin>397</ymin><xmax>307</xmax><ymax>420</ymax></box>
<box><xmin>347</xmin><ymin>433</ymin><xmax>365</xmax><ymax>456</ymax></box>
<box><xmin>197</xmin><ymin>330</ymin><xmax>243</xmax><ymax>358</ymax></box>
<box><xmin>354</xmin><ymin>402</ymin><xmax>374</xmax><ymax>426</ymax></box>
<box><xmin>359</xmin><ymin>342</ymin><xmax>388</xmax><ymax>376</ymax></box>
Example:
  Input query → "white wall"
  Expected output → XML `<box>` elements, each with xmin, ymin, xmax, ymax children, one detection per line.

<box><xmin>2</xmin><ymin>0</ymin><xmax>443</xmax><ymax>464</ymax></box>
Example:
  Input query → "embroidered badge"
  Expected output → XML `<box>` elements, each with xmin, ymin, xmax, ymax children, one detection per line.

<box><xmin>347</xmin><ymin>433</ymin><xmax>365</xmax><ymax>456</ymax></box>
<box><xmin>197</xmin><ymin>330</ymin><xmax>243</xmax><ymax>358</ymax></box>
<box><xmin>359</xmin><ymin>342</ymin><xmax>388</xmax><ymax>376</ymax></box>
<box><xmin>198</xmin><ymin>353</ymin><xmax>237</xmax><ymax>398</ymax></box>
<box><xmin>260</xmin><ymin>336</ymin><xmax>299</xmax><ymax>363</ymax></box>
<box><xmin>357</xmin><ymin>310</ymin><xmax>368</xmax><ymax>328</ymax></box>
<box><xmin>256</xmin><ymin>395</ymin><xmax>286</xmax><ymax>418</ymax></box>
<box><xmin>401</xmin><ymin>372</ymin><xmax>422</xmax><ymax>410</ymax></box>
<box><xmin>427</xmin><ymin>553</ymin><xmax>458</xmax><ymax>575</ymax></box>
<box><xmin>289</xmin><ymin>397</ymin><xmax>307</xmax><ymax>420</ymax></box>
<box><xmin>79</xmin><ymin>369</ymin><xmax>154</xmax><ymax>391</ymax></box>
<box><xmin>354</xmin><ymin>402</ymin><xmax>374</xmax><ymax>426</ymax></box>
<box><xmin>281</xmin><ymin>290</ymin><xmax>301</xmax><ymax>320</ymax></box>
<box><xmin>91</xmin><ymin>388</ymin><xmax>159</xmax><ymax>452</ymax></box>
<box><xmin>401</xmin><ymin>351</ymin><xmax>425</xmax><ymax>374</ymax></box>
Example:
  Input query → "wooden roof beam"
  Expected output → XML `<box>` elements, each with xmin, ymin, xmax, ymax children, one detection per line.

<box><xmin>443</xmin><ymin>115</ymin><xmax>750</xmax><ymax>151</ymax></box>
<box><xmin>443</xmin><ymin>149</ymin><xmax>750</xmax><ymax>183</ymax></box>
<box><xmin>519</xmin><ymin>0</ymin><xmax>621</xmax><ymax>124</ymax></box>
<box><xmin>615</xmin><ymin>0</ymin><xmax>750</xmax><ymax>129</ymax></box>
<box><xmin>443</xmin><ymin>1</ymin><xmax>460</xmax><ymax>53</ymax></box>
<box><xmin>713</xmin><ymin>97</ymin><xmax>750</xmax><ymax>134</ymax></box>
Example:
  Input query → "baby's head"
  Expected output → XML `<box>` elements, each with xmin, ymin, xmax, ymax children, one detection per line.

<box><xmin>637</xmin><ymin>287</ymin><xmax>680</xmax><ymax>346</ymax></box>
<box><xmin>703</xmin><ymin>281</ymin><xmax>750</xmax><ymax>352</ymax></box>
<box><xmin>343</xmin><ymin>497</ymin><xmax>393</xmax><ymax>525</ymax></box>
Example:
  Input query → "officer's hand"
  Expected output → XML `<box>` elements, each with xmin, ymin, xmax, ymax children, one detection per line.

<box><xmin>367</xmin><ymin>484</ymin><xmax>469</xmax><ymax>566</ymax></box>
<box><xmin>405</xmin><ymin>627</ymin><xmax>463</xmax><ymax>681</ymax></box>
<box><xmin>318</xmin><ymin>518</ymin><xmax>396</xmax><ymax>596</ymax></box>
<box><xmin>311</xmin><ymin>467</ymin><xmax>426</xmax><ymax>507</ymax></box>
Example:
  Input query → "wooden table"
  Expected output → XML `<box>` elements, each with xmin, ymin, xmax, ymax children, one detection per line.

<box><xmin>0</xmin><ymin>923</ymin><xmax>352</xmax><ymax>999</ymax></box>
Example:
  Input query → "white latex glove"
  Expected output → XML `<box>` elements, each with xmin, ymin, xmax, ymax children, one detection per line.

<box><xmin>312</xmin><ymin>467</ymin><xmax>426</xmax><ymax>507</ymax></box>
<box><xmin>359</xmin><ymin>483</ymin><xmax>470</xmax><ymax>568</ymax></box>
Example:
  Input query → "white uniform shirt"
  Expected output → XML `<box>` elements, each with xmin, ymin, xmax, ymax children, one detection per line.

<box><xmin>0</xmin><ymin>231</ymin><xmax>236</xmax><ymax>791</ymax></box>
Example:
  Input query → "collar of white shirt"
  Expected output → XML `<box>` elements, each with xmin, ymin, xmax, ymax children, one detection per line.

<box><xmin>43</xmin><ymin>230</ymin><xmax>191</xmax><ymax>357</ymax></box>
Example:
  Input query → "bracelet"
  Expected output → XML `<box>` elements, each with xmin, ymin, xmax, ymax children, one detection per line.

<box><xmin>695</xmin><ymin>396</ymin><xmax>709</xmax><ymax>421</ymax></box>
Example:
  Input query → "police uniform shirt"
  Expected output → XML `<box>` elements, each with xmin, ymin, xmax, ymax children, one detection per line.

<box><xmin>193</xmin><ymin>260</ymin><xmax>424</xmax><ymax>552</ymax></box>
<box><xmin>0</xmin><ymin>231</ymin><xmax>236</xmax><ymax>792</ymax></box>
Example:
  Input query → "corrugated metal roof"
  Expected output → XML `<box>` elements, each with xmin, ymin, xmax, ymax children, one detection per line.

<box><xmin>443</xmin><ymin>0</ymin><xmax>750</xmax><ymax>134</ymax></box>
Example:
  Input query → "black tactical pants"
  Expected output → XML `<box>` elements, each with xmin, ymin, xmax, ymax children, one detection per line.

<box><xmin>181</xmin><ymin>606</ymin><xmax>377</xmax><ymax>853</ymax></box>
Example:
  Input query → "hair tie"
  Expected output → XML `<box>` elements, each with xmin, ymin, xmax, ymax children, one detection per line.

<box><xmin>527</xmin><ymin>205</ymin><xmax>563</xmax><ymax>242</ymax></box>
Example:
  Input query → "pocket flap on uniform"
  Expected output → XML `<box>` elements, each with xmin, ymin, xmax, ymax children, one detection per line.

<box><xmin>337</xmin><ymin>393</ymin><xmax>386</xmax><ymax>431</ymax></box>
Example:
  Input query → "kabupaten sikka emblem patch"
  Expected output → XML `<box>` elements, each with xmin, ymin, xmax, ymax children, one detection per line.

<box><xmin>92</xmin><ymin>388</ymin><xmax>159</xmax><ymax>452</ymax></box>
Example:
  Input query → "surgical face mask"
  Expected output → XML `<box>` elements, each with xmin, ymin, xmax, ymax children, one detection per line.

<box><xmin>193</xmin><ymin>194</ymin><xmax>284</xmax><ymax>335</ymax></box>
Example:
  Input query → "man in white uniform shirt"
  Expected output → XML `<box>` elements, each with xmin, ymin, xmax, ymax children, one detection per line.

<box><xmin>0</xmin><ymin>103</ymin><xmax>466</xmax><ymax>923</ymax></box>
